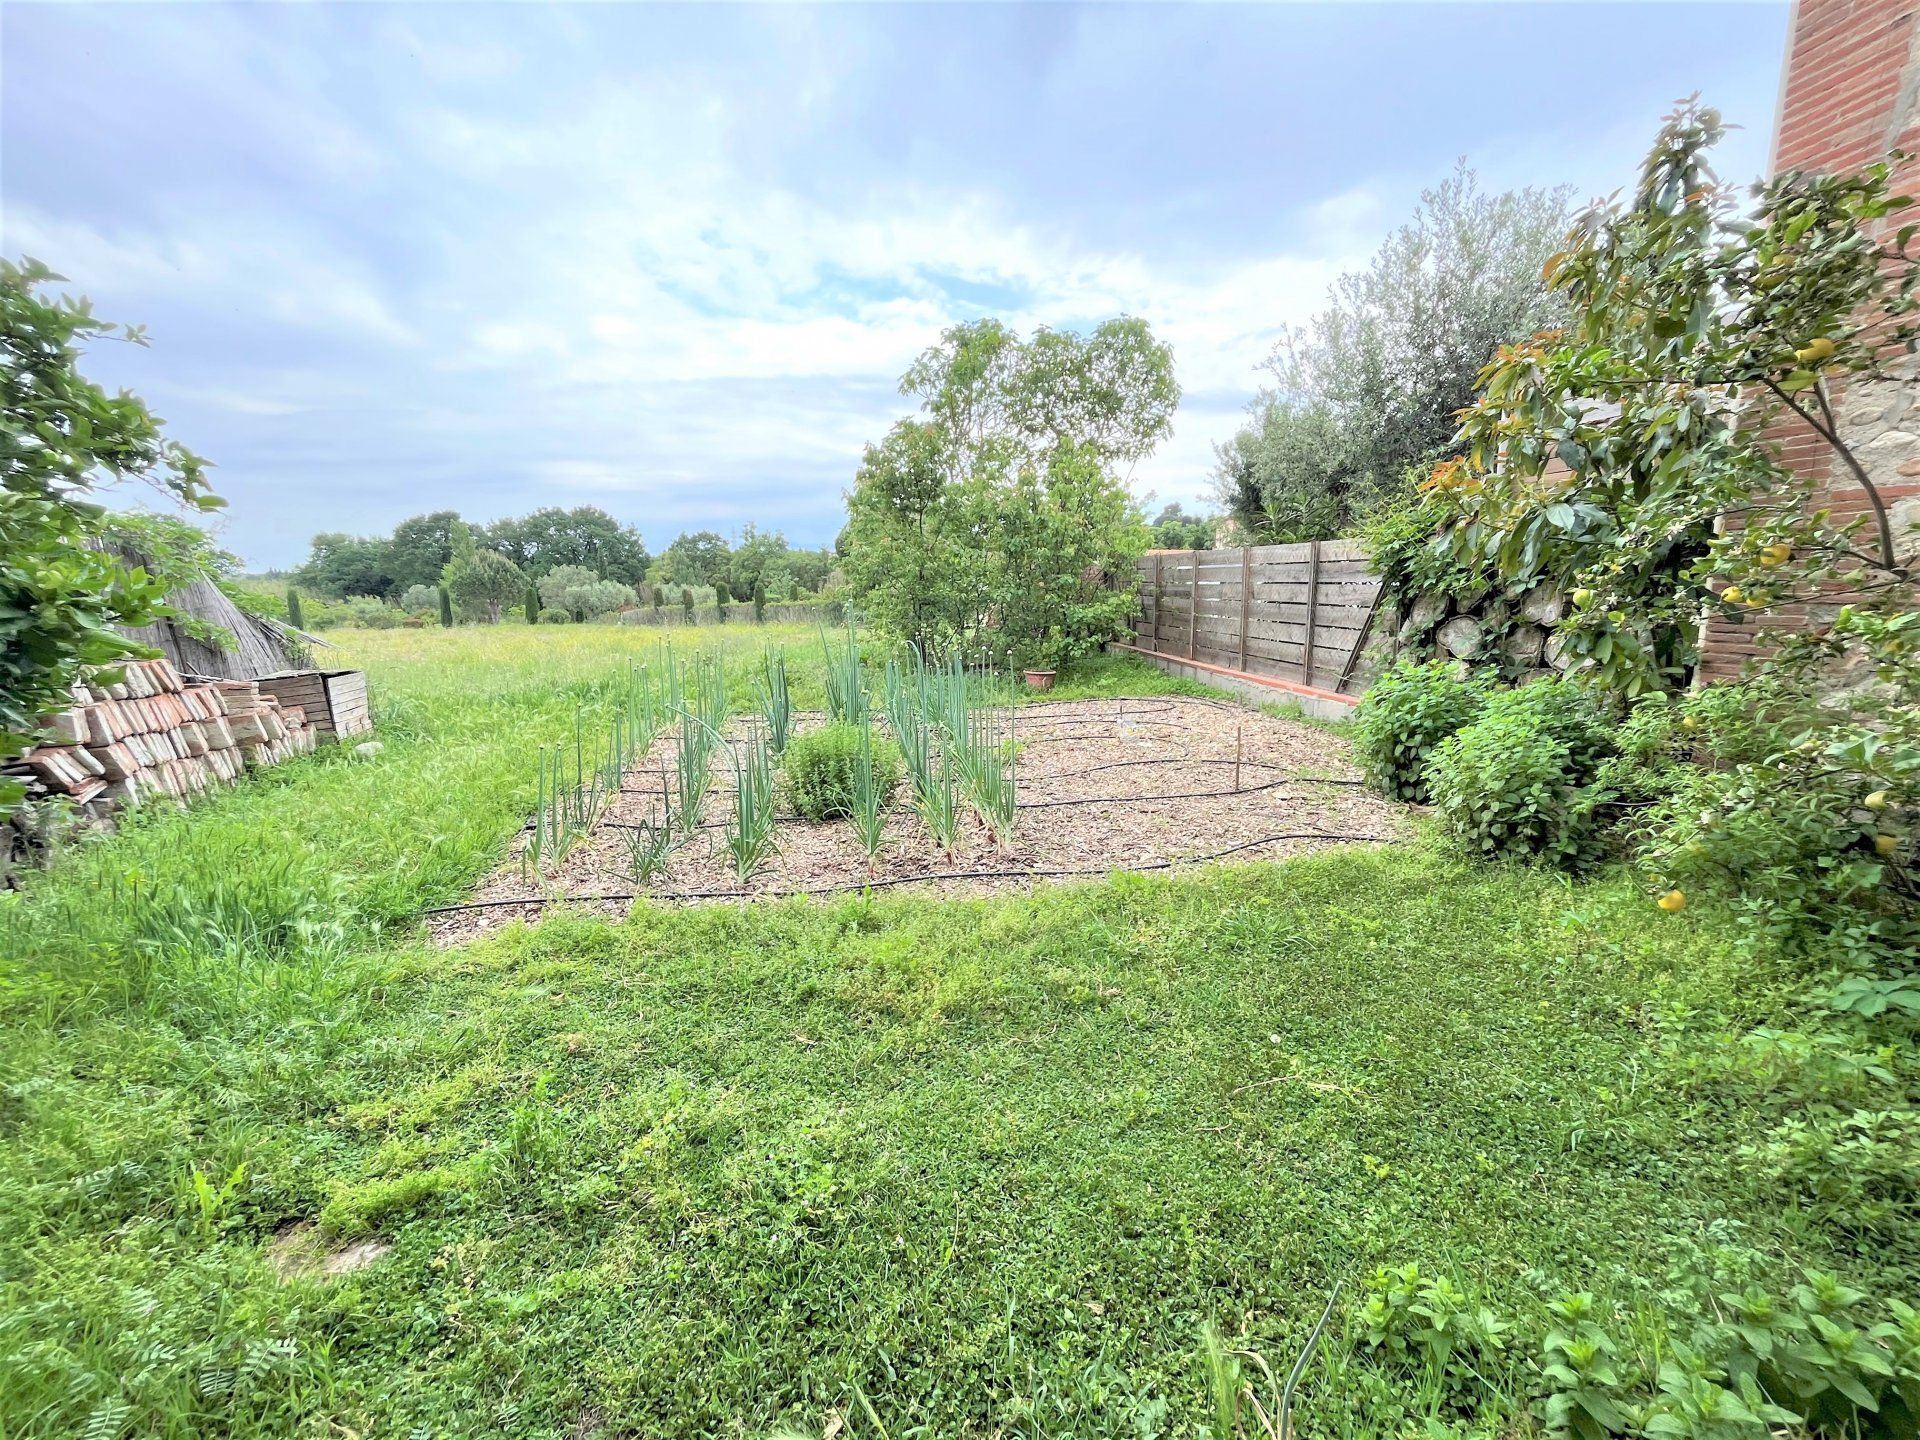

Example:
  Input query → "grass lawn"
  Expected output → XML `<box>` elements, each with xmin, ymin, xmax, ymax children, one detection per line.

<box><xmin>0</xmin><ymin>625</ymin><xmax>1888</xmax><ymax>1439</ymax></box>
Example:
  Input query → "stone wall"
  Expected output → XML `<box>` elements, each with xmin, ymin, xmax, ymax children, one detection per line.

<box><xmin>1390</xmin><ymin>578</ymin><xmax>1574</xmax><ymax>681</ymax></box>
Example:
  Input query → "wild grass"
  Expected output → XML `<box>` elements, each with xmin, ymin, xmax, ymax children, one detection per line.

<box><xmin>0</xmin><ymin>624</ymin><xmax>1890</xmax><ymax>1438</ymax></box>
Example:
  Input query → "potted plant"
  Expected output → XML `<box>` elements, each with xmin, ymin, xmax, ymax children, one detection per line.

<box><xmin>1018</xmin><ymin>633</ymin><xmax>1063</xmax><ymax>690</ymax></box>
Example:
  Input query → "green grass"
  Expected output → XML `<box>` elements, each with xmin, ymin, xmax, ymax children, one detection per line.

<box><xmin>0</xmin><ymin>625</ymin><xmax>1894</xmax><ymax>1438</ymax></box>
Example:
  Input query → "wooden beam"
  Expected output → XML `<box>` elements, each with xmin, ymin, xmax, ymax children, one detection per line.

<box><xmin>1187</xmin><ymin>550</ymin><xmax>1198</xmax><ymax>660</ymax></box>
<box><xmin>1154</xmin><ymin>552</ymin><xmax>1164</xmax><ymax>655</ymax></box>
<box><xmin>1237</xmin><ymin>545</ymin><xmax>1250</xmax><ymax>671</ymax></box>
<box><xmin>1302</xmin><ymin>540</ymin><xmax>1320</xmax><ymax>686</ymax></box>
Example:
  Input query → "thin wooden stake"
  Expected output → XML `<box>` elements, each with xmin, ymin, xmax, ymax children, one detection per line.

<box><xmin>1235</xmin><ymin>722</ymin><xmax>1243</xmax><ymax>793</ymax></box>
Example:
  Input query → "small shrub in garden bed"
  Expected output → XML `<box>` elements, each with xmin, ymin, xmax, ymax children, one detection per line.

<box><xmin>1428</xmin><ymin>683</ymin><xmax>1611</xmax><ymax>870</ymax></box>
<box><xmin>1353</xmin><ymin>659</ymin><xmax>1494</xmax><ymax>802</ymax></box>
<box><xmin>782</xmin><ymin>722</ymin><xmax>900</xmax><ymax>821</ymax></box>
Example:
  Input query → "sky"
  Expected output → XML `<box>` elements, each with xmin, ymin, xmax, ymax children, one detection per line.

<box><xmin>3</xmin><ymin>2</ymin><xmax>1789</xmax><ymax>571</ymax></box>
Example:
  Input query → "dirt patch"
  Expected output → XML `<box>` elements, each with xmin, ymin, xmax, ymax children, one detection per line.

<box><xmin>265</xmin><ymin>1222</ymin><xmax>392</xmax><ymax>1281</ymax></box>
<box><xmin>429</xmin><ymin>695</ymin><xmax>1405</xmax><ymax>945</ymax></box>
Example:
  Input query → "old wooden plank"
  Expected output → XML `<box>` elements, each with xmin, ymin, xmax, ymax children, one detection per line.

<box><xmin>1303</xmin><ymin>541</ymin><xmax>1320</xmax><ymax>686</ymax></box>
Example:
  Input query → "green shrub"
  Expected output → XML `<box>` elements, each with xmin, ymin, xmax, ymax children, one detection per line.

<box><xmin>1353</xmin><ymin>659</ymin><xmax>1495</xmax><ymax>802</ymax></box>
<box><xmin>782</xmin><ymin>723</ymin><xmax>900</xmax><ymax>822</ymax></box>
<box><xmin>539</xmin><ymin>608</ymin><xmax>571</xmax><ymax>625</ymax></box>
<box><xmin>1428</xmin><ymin>698</ymin><xmax>1606</xmax><ymax>868</ymax></box>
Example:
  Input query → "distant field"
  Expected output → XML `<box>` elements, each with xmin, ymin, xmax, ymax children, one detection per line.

<box><xmin>0</xmin><ymin>624</ymin><xmax>1882</xmax><ymax>1439</ymax></box>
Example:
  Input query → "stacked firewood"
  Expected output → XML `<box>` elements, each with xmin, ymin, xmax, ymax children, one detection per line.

<box><xmin>11</xmin><ymin>658</ymin><xmax>318</xmax><ymax>815</ymax></box>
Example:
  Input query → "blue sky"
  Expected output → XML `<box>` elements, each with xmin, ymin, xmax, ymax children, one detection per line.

<box><xmin>3</xmin><ymin>2</ymin><xmax>1788</xmax><ymax>570</ymax></box>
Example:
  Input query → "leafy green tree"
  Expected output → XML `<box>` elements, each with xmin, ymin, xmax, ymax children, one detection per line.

<box><xmin>996</xmin><ymin>445</ymin><xmax>1149</xmax><ymax>670</ymax></box>
<box><xmin>1439</xmin><ymin>100</ymin><xmax>1917</xmax><ymax>696</ymax></box>
<box><xmin>1217</xmin><ymin>164</ymin><xmax>1571</xmax><ymax>540</ymax></box>
<box><xmin>846</xmin><ymin>316</ymin><xmax>1169</xmax><ymax>660</ymax></box>
<box><xmin>1149</xmin><ymin>503</ymin><xmax>1218</xmax><ymax>551</ymax></box>
<box><xmin>399</xmin><ymin>583</ymin><xmax>441</xmax><ymax>615</ymax></box>
<box><xmin>296</xmin><ymin>531</ymin><xmax>396</xmax><ymax>599</ymax></box>
<box><xmin>727</xmin><ymin>524</ymin><xmax>800</xmax><ymax>602</ymax></box>
<box><xmin>536</xmin><ymin>564</ymin><xmax>599</xmax><ymax>618</ymax></box>
<box><xmin>387</xmin><ymin>511</ymin><xmax>464</xmax><ymax>595</ymax></box>
<box><xmin>655</xmin><ymin>530</ymin><xmax>732</xmax><ymax>589</ymax></box>
<box><xmin>486</xmin><ymin>505</ymin><xmax>648</xmax><ymax>584</ymax></box>
<box><xmin>443</xmin><ymin>549</ymin><xmax>526</xmax><ymax>623</ymax></box>
<box><xmin>1</xmin><ymin>257</ymin><xmax>220</xmax><ymax>809</ymax></box>
<box><xmin>844</xmin><ymin>420</ymin><xmax>989</xmax><ymax>653</ymax></box>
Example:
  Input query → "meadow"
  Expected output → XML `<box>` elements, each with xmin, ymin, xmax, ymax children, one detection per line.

<box><xmin>0</xmin><ymin>624</ymin><xmax>1889</xmax><ymax>1439</ymax></box>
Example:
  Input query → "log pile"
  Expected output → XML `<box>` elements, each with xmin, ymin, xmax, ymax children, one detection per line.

<box><xmin>9</xmin><ymin>658</ymin><xmax>318</xmax><ymax>816</ymax></box>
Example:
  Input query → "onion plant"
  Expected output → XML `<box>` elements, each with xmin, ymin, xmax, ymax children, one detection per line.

<box><xmin>756</xmin><ymin>650</ymin><xmax>792</xmax><ymax>755</ymax></box>
<box><xmin>722</xmin><ymin>728</ymin><xmax>778</xmax><ymax>881</ymax></box>
<box><xmin>822</xmin><ymin>613</ymin><xmax>867</xmax><ymax>726</ymax></box>
<box><xmin>848</xmin><ymin>722</ymin><xmax>888</xmax><ymax>866</ymax></box>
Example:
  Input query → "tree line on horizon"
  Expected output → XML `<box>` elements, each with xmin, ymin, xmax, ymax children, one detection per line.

<box><xmin>288</xmin><ymin>506</ymin><xmax>841</xmax><ymax>612</ymax></box>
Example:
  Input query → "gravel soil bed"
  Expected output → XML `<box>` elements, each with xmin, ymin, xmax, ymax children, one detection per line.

<box><xmin>429</xmin><ymin>695</ymin><xmax>1406</xmax><ymax>944</ymax></box>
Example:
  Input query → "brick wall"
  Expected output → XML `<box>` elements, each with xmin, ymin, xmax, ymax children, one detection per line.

<box><xmin>1695</xmin><ymin>0</ymin><xmax>1920</xmax><ymax>681</ymax></box>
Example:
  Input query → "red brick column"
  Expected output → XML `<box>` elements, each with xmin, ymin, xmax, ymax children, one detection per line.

<box><xmin>1695</xmin><ymin>0</ymin><xmax>1920</xmax><ymax>681</ymax></box>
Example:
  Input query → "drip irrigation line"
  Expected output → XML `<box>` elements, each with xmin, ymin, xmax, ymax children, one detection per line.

<box><xmin>1035</xmin><ymin>756</ymin><xmax>1363</xmax><ymax>785</ymax></box>
<box><xmin>424</xmin><ymin>828</ymin><xmax>1398</xmax><ymax>916</ymax></box>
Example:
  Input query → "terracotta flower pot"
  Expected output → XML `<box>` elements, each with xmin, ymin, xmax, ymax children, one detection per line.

<box><xmin>1022</xmin><ymin>668</ymin><xmax>1057</xmax><ymax>691</ymax></box>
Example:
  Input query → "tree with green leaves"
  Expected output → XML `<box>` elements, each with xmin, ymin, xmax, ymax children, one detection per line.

<box><xmin>486</xmin><ymin>505</ymin><xmax>648</xmax><ymax>585</ymax></box>
<box><xmin>443</xmin><ymin>548</ymin><xmax>525</xmax><ymax>623</ymax></box>
<box><xmin>387</xmin><ymin>510</ymin><xmax>464</xmax><ymax>595</ymax></box>
<box><xmin>1</xmin><ymin>257</ymin><xmax>222</xmax><ymax>811</ymax></box>
<box><xmin>295</xmin><ymin>531</ymin><xmax>396</xmax><ymax>600</ymax></box>
<box><xmin>846</xmin><ymin>317</ymin><xmax>1170</xmax><ymax>662</ymax></box>
<box><xmin>654</xmin><ymin>530</ymin><xmax>732</xmax><ymax>590</ymax></box>
<box><xmin>1437</xmin><ymin>99</ymin><xmax>1916</xmax><ymax>695</ymax></box>
<box><xmin>1217</xmin><ymin>164</ymin><xmax>1571</xmax><ymax>541</ymax></box>
<box><xmin>1148</xmin><ymin>503</ymin><xmax>1218</xmax><ymax>551</ymax></box>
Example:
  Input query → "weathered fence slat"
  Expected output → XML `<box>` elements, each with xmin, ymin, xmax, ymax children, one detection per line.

<box><xmin>1129</xmin><ymin>541</ymin><xmax>1383</xmax><ymax>694</ymax></box>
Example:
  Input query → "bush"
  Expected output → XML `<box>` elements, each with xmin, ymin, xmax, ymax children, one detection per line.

<box><xmin>781</xmin><ymin>724</ymin><xmax>900</xmax><ymax>822</ymax></box>
<box><xmin>1617</xmin><ymin>678</ymin><xmax>1919</xmax><ymax>965</ymax></box>
<box><xmin>539</xmin><ymin>608</ymin><xmax>571</xmax><ymax>625</ymax></box>
<box><xmin>1428</xmin><ymin>687</ymin><xmax>1609</xmax><ymax>869</ymax></box>
<box><xmin>1353</xmin><ymin>659</ymin><xmax>1494</xmax><ymax>802</ymax></box>
<box><xmin>309</xmin><ymin>595</ymin><xmax>402</xmax><ymax>630</ymax></box>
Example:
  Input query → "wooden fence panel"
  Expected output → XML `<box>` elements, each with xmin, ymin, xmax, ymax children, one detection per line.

<box><xmin>1124</xmin><ymin>542</ymin><xmax>1384</xmax><ymax>694</ymax></box>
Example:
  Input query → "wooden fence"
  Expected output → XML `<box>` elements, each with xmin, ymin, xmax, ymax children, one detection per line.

<box><xmin>1128</xmin><ymin>539</ymin><xmax>1384</xmax><ymax>694</ymax></box>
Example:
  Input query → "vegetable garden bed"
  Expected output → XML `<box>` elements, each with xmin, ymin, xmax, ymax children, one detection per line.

<box><xmin>431</xmin><ymin>691</ymin><xmax>1405</xmax><ymax>944</ymax></box>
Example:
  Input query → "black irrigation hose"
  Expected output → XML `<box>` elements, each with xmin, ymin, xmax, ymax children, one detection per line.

<box><xmin>422</xmin><ymin>828</ymin><xmax>1398</xmax><ymax>916</ymax></box>
<box><xmin>1037</xmin><ymin>756</ymin><xmax>1364</xmax><ymax>785</ymax></box>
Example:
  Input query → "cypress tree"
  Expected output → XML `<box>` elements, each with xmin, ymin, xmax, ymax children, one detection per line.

<box><xmin>681</xmin><ymin>588</ymin><xmax>695</xmax><ymax>625</ymax></box>
<box><xmin>438</xmin><ymin>584</ymin><xmax>454</xmax><ymax>627</ymax></box>
<box><xmin>285</xmin><ymin>587</ymin><xmax>305</xmax><ymax>629</ymax></box>
<box><xmin>752</xmin><ymin>580</ymin><xmax>767</xmax><ymax>624</ymax></box>
<box><xmin>524</xmin><ymin>582</ymin><xmax>539</xmax><ymax>625</ymax></box>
